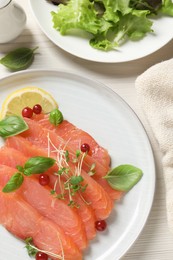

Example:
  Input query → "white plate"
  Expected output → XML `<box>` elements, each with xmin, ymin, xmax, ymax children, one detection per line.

<box><xmin>0</xmin><ymin>70</ymin><xmax>155</xmax><ymax>259</ymax></box>
<box><xmin>29</xmin><ymin>0</ymin><xmax>173</xmax><ymax>63</ymax></box>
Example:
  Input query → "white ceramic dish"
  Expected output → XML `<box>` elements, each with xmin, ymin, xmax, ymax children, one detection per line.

<box><xmin>29</xmin><ymin>0</ymin><xmax>173</xmax><ymax>63</ymax></box>
<box><xmin>0</xmin><ymin>70</ymin><xmax>155</xmax><ymax>259</ymax></box>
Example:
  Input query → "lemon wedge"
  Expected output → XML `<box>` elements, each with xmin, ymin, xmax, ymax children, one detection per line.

<box><xmin>0</xmin><ymin>87</ymin><xmax>58</xmax><ymax>119</ymax></box>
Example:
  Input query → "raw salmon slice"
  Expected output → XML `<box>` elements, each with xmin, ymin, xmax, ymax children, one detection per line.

<box><xmin>22</xmin><ymin>118</ymin><xmax>123</xmax><ymax>200</ymax></box>
<box><xmin>79</xmin><ymin>168</ymin><xmax>113</xmax><ymax>219</ymax></box>
<box><xmin>5</xmin><ymin>135</ymin><xmax>122</xmax><ymax>201</ymax></box>
<box><xmin>82</xmin><ymin>155</ymin><xmax>123</xmax><ymax>201</ymax></box>
<box><xmin>6</xmin><ymin>135</ymin><xmax>112</xmax><ymax>219</ymax></box>
<box><xmin>20</xmin><ymin>119</ymin><xmax>114</xmax><ymax>219</ymax></box>
<box><xmin>33</xmin><ymin>114</ymin><xmax>110</xmax><ymax>168</ymax></box>
<box><xmin>0</xmin><ymin>146</ymin><xmax>30</xmax><ymax>168</ymax></box>
<box><xmin>4</xmin><ymin>142</ymin><xmax>96</xmax><ymax>240</ymax></box>
<box><xmin>49</xmin><ymin>164</ymin><xmax>113</xmax><ymax>220</ymax></box>
<box><xmin>0</xmin><ymin>169</ymin><xmax>82</xmax><ymax>260</ymax></box>
<box><xmin>0</xmin><ymin>153</ymin><xmax>87</xmax><ymax>251</ymax></box>
<box><xmin>49</xmin><ymin>174</ymin><xmax>96</xmax><ymax>240</ymax></box>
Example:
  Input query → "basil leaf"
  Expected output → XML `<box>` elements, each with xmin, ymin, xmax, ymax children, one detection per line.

<box><xmin>23</xmin><ymin>156</ymin><xmax>56</xmax><ymax>176</ymax></box>
<box><xmin>2</xmin><ymin>172</ymin><xmax>24</xmax><ymax>193</ymax></box>
<box><xmin>0</xmin><ymin>47</ymin><xmax>38</xmax><ymax>71</ymax></box>
<box><xmin>49</xmin><ymin>108</ymin><xmax>63</xmax><ymax>126</ymax></box>
<box><xmin>0</xmin><ymin>116</ymin><xmax>28</xmax><ymax>138</ymax></box>
<box><xmin>104</xmin><ymin>164</ymin><xmax>143</xmax><ymax>192</ymax></box>
<box><xmin>16</xmin><ymin>165</ymin><xmax>24</xmax><ymax>173</ymax></box>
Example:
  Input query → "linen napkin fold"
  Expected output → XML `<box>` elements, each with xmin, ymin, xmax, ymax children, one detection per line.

<box><xmin>135</xmin><ymin>58</ymin><xmax>173</xmax><ymax>230</ymax></box>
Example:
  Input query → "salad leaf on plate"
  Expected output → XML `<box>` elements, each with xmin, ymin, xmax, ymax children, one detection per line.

<box><xmin>161</xmin><ymin>0</ymin><xmax>173</xmax><ymax>16</ymax></box>
<box><xmin>51</xmin><ymin>0</ymin><xmax>173</xmax><ymax>51</ymax></box>
<box><xmin>47</xmin><ymin>0</ymin><xmax>68</xmax><ymax>5</ymax></box>
<box><xmin>130</xmin><ymin>0</ymin><xmax>162</xmax><ymax>13</ymax></box>
<box><xmin>51</xmin><ymin>0</ymin><xmax>109</xmax><ymax>35</ymax></box>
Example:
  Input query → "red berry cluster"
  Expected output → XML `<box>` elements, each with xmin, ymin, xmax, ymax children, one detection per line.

<box><xmin>22</xmin><ymin>104</ymin><xmax>42</xmax><ymax>118</ymax></box>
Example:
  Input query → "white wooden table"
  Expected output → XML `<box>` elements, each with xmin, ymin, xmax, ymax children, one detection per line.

<box><xmin>0</xmin><ymin>1</ymin><xmax>173</xmax><ymax>259</ymax></box>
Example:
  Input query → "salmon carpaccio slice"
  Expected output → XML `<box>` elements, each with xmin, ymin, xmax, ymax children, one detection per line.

<box><xmin>0</xmin><ymin>150</ymin><xmax>87</xmax><ymax>251</ymax></box>
<box><xmin>6</xmin><ymin>135</ymin><xmax>113</xmax><ymax>220</ymax></box>
<box><xmin>6</xmin><ymin>136</ymin><xmax>118</xmax><ymax>201</ymax></box>
<box><xmin>1</xmin><ymin>145</ymin><xmax>96</xmax><ymax>241</ymax></box>
<box><xmin>33</xmin><ymin>114</ymin><xmax>110</xmax><ymax>168</ymax></box>
<box><xmin>0</xmin><ymin>168</ymin><xmax>82</xmax><ymax>260</ymax></box>
<box><xmin>19</xmin><ymin>121</ymin><xmax>114</xmax><ymax>219</ymax></box>
<box><xmin>31</xmin><ymin>116</ymin><xmax>123</xmax><ymax>201</ymax></box>
<box><xmin>78</xmin><ymin>155</ymin><xmax>123</xmax><ymax>201</ymax></box>
<box><xmin>21</xmin><ymin>118</ymin><xmax>122</xmax><ymax>201</ymax></box>
<box><xmin>48</xmin><ymin>173</ymin><xmax>96</xmax><ymax>240</ymax></box>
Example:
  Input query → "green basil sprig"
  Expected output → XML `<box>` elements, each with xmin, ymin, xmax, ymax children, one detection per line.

<box><xmin>0</xmin><ymin>47</ymin><xmax>38</xmax><ymax>71</ymax></box>
<box><xmin>2</xmin><ymin>173</ymin><xmax>24</xmax><ymax>193</ymax></box>
<box><xmin>49</xmin><ymin>108</ymin><xmax>63</xmax><ymax>126</ymax></box>
<box><xmin>23</xmin><ymin>156</ymin><xmax>56</xmax><ymax>176</ymax></box>
<box><xmin>104</xmin><ymin>164</ymin><xmax>143</xmax><ymax>192</ymax></box>
<box><xmin>2</xmin><ymin>156</ymin><xmax>56</xmax><ymax>193</ymax></box>
<box><xmin>0</xmin><ymin>116</ymin><xmax>28</xmax><ymax>138</ymax></box>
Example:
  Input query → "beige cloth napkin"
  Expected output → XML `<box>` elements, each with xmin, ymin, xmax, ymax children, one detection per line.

<box><xmin>135</xmin><ymin>58</ymin><xmax>173</xmax><ymax>230</ymax></box>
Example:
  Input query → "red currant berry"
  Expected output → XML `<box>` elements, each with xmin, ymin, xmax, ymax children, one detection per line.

<box><xmin>81</xmin><ymin>143</ymin><xmax>90</xmax><ymax>153</ymax></box>
<box><xmin>22</xmin><ymin>107</ymin><xmax>33</xmax><ymax>118</ymax></box>
<box><xmin>95</xmin><ymin>220</ymin><xmax>107</xmax><ymax>231</ymax></box>
<box><xmin>39</xmin><ymin>174</ymin><xmax>50</xmax><ymax>186</ymax></box>
<box><xmin>33</xmin><ymin>104</ymin><xmax>42</xmax><ymax>114</ymax></box>
<box><xmin>36</xmin><ymin>252</ymin><xmax>48</xmax><ymax>260</ymax></box>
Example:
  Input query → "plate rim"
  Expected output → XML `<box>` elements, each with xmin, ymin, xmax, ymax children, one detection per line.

<box><xmin>0</xmin><ymin>69</ymin><xmax>156</xmax><ymax>259</ymax></box>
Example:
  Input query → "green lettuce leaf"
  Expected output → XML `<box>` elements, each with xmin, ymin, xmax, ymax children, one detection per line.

<box><xmin>115</xmin><ymin>10</ymin><xmax>153</xmax><ymax>43</ymax></box>
<box><xmin>51</xmin><ymin>0</ymin><xmax>105</xmax><ymax>35</ymax></box>
<box><xmin>91</xmin><ymin>8</ymin><xmax>152</xmax><ymax>50</ymax></box>
<box><xmin>51</xmin><ymin>0</ymin><xmax>173</xmax><ymax>51</ymax></box>
<box><xmin>90</xmin><ymin>36</ymin><xmax>118</xmax><ymax>51</ymax></box>
<box><xmin>101</xmin><ymin>0</ymin><xmax>132</xmax><ymax>15</ymax></box>
<box><xmin>161</xmin><ymin>0</ymin><xmax>173</xmax><ymax>16</ymax></box>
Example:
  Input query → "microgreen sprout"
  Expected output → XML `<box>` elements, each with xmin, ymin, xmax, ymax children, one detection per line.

<box><xmin>72</xmin><ymin>150</ymin><xmax>81</xmax><ymax>163</ymax></box>
<box><xmin>47</xmin><ymin>134</ymin><xmax>89</xmax><ymax>207</ymax></box>
<box><xmin>88</xmin><ymin>163</ymin><xmax>96</xmax><ymax>176</ymax></box>
<box><xmin>25</xmin><ymin>237</ymin><xmax>64</xmax><ymax>260</ymax></box>
<box><xmin>65</xmin><ymin>150</ymin><xmax>69</xmax><ymax>162</ymax></box>
<box><xmin>25</xmin><ymin>237</ymin><xmax>38</xmax><ymax>257</ymax></box>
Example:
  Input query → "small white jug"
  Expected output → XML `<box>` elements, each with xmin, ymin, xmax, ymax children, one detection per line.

<box><xmin>0</xmin><ymin>0</ymin><xmax>26</xmax><ymax>44</ymax></box>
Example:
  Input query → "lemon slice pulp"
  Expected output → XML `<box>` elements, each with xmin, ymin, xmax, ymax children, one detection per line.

<box><xmin>0</xmin><ymin>87</ymin><xmax>58</xmax><ymax>119</ymax></box>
